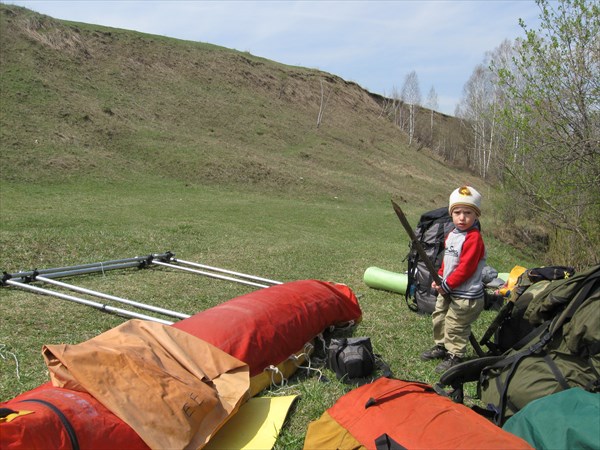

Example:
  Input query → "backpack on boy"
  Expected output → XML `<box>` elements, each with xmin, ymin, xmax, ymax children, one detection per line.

<box><xmin>405</xmin><ymin>207</ymin><xmax>453</xmax><ymax>314</ymax></box>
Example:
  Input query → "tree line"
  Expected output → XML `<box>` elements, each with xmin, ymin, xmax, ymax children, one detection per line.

<box><xmin>381</xmin><ymin>0</ymin><xmax>599</xmax><ymax>268</ymax></box>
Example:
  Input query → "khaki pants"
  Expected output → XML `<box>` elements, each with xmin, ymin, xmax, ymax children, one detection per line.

<box><xmin>432</xmin><ymin>294</ymin><xmax>484</xmax><ymax>358</ymax></box>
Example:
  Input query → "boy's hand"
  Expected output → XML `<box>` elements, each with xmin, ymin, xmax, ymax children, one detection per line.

<box><xmin>432</xmin><ymin>281</ymin><xmax>445</xmax><ymax>295</ymax></box>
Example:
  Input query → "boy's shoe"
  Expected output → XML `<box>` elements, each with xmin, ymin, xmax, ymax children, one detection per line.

<box><xmin>435</xmin><ymin>353</ymin><xmax>463</xmax><ymax>373</ymax></box>
<box><xmin>420</xmin><ymin>345</ymin><xmax>447</xmax><ymax>361</ymax></box>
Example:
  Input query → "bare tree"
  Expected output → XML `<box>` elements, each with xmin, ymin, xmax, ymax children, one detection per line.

<box><xmin>426</xmin><ymin>86</ymin><xmax>439</xmax><ymax>141</ymax></box>
<box><xmin>317</xmin><ymin>78</ymin><xmax>333</xmax><ymax>128</ymax></box>
<box><xmin>457</xmin><ymin>63</ymin><xmax>496</xmax><ymax>178</ymax></box>
<box><xmin>379</xmin><ymin>89</ymin><xmax>395</xmax><ymax>118</ymax></box>
<box><xmin>400</xmin><ymin>71</ymin><xmax>422</xmax><ymax>145</ymax></box>
<box><xmin>457</xmin><ymin>39</ymin><xmax>519</xmax><ymax>180</ymax></box>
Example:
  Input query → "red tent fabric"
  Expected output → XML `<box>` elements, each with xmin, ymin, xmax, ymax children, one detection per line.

<box><xmin>173</xmin><ymin>280</ymin><xmax>362</xmax><ymax>377</ymax></box>
<box><xmin>304</xmin><ymin>377</ymin><xmax>533</xmax><ymax>450</ymax></box>
<box><xmin>1</xmin><ymin>383</ymin><xmax>148</xmax><ymax>450</ymax></box>
<box><xmin>1</xmin><ymin>280</ymin><xmax>362</xmax><ymax>449</ymax></box>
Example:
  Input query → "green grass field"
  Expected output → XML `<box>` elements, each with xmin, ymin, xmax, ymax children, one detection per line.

<box><xmin>0</xmin><ymin>5</ymin><xmax>538</xmax><ymax>447</ymax></box>
<box><xmin>0</xmin><ymin>179</ymin><xmax>535</xmax><ymax>448</ymax></box>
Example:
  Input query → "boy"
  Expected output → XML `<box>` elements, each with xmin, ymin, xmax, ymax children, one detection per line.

<box><xmin>420</xmin><ymin>186</ymin><xmax>486</xmax><ymax>373</ymax></box>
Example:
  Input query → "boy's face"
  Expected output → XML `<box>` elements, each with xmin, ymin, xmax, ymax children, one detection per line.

<box><xmin>451</xmin><ymin>206</ymin><xmax>478</xmax><ymax>231</ymax></box>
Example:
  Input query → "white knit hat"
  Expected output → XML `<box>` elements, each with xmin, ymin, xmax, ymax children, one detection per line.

<box><xmin>449</xmin><ymin>186</ymin><xmax>482</xmax><ymax>216</ymax></box>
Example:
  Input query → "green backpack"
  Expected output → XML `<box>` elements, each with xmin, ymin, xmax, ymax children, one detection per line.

<box><xmin>479</xmin><ymin>265</ymin><xmax>600</xmax><ymax>425</ymax></box>
<box><xmin>503</xmin><ymin>388</ymin><xmax>600</xmax><ymax>449</ymax></box>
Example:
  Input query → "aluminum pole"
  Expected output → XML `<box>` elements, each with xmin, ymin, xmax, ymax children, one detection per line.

<box><xmin>5</xmin><ymin>279</ymin><xmax>173</xmax><ymax>325</ymax></box>
<box><xmin>35</xmin><ymin>276</ymin><xmax>190</xmax><ymax>320</ymax></box>
<box><xmin>4</xmin><ymin>253</ymin><xmax>171</xmax><ymax>282</ymax></box>
<box><xmin>169</xmin><ymin>258</ymin><xmax>283</xmax><ymax>285</ymax></box>
<box><xmin>6</xmin><ymin>262</ymin><xmax>145</xmax><ymax>283</ymax></box>
<box><xmin>152</xmin><ymin>260</ymin><xmax>270</xmax><ymax>288</ymax></box>
<box><xmin>33</xmin><ymin>261</ymin><xmax>146</xmax><ymax>280</ymax></box>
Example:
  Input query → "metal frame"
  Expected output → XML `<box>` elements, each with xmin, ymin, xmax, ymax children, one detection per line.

<box><xmin>168</xmin><ymin>257</ymin><xmax>282</xmax><ymax>286</ymax></box>
<box><xmin>3</xmin><ymin>278</ymin><xmax>175</xmax><ymax>325</ymax></box>
<box><xmin>1</xmin><ymin>251</ymin><xmax>281</xmax><ymax>324</ymax></box>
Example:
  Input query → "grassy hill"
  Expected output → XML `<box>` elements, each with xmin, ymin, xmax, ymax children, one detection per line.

<box><xmin>1</xmin><ymin>3</ymin><xmax>469</xmax><ymax>202</ymax></box>
<box><xmin>0</xmin><ymin>4</ymin><xmax>535</xmax><ymax>448</ymax></box>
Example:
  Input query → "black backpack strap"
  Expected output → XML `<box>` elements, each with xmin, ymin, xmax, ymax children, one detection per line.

<box><xmin>542</xmin><ymin>354</ymin><xmax>570</xmax><ymax>391</ymax></box>
<box><xmin>469</xmin><ymin>332</ymin><xmax>485</xmax><ymax>357</ymax></box>
<box><xmin>479</xmin><ymin>301</ymin><xmax>514</xmax><ymax>349</ymax></box>
<box><xmin>496</xmin><ymin>341</ymin><xmax>588</xmax><ymax>424</ymax></box>
<box><xmin>18</xmin><ymin>398</ymin><xmax>80</xmax><ymax>450</ymax></box>
<box><xmin>326</xmin><ymin>338</ymin><xmax>347</xmax><ymax>378</ymax></box>
<box><xmin>365</xmin><ymin>381</ymin><xmax>434</xmax><ymax>409</ymax></box>
<box><xmin>374</xmin><ymin>354</ymin><xmax>394</xmax><ymax>378</ymax></box>
<box><xmin>0</xmin><ymin>407</ymin><xmax>18</xmax><ymax>419</ymax></box>
<box><xmin>405</xmin><ymin>295</ymin><xmax>419</xmax><ymax>313</ymax></box>
<box><xmin>375</xmin><ymin>433</ymin><xmax>407</xmax><ymax>450</ymax></box>
<box><xmin>510</xmin><ymin>319</ymin><xmax>551</xmax><ymax>351</ymax></box>
<box><xmin>492</xmin><ymin>351</ymin><xmax>532</xmax><ymax>424</ymax></box>
<box><xmin>584</xmin><ymin>359</ymin><xmax>600</xmax><ymax>392</ymax></box>
<box><xmin>470</xmin><ymin>404</ymin><xmax>496</xmax><ymax>420</ymax></box>
<box><xmin>481</xmin><ymin>320</ymin><xmax>552</xmax><ymax>424</ymax></box>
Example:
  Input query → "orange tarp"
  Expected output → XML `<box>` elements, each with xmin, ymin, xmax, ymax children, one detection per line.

<box><xmin>43</xmin><ymin>320</ymin><xmax>249</xmax><ymax>450</ymax></box>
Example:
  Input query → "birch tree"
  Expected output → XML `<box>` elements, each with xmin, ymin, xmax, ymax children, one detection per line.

<box><xmin>316</xmin><ymin>78</ymin><xmax>333</xmax><ymax>128</ymax></box>
<box><xmin>400</xmin><ymin>71</ymin><xmax>422</xmax><ymax>145</ymax></box>
<box><xmin>426</xmin><ymin>86</ymin><xmax>439</xmax><ymax>141</ymax></box>
<box><xmin>456</xmin><ymin>39</ymin><xmax>521</xmax><ymax>179</ymax></box>
<box><xmin>457</xmin><ymin>63</ymin><xmax>495</xmax><ymax>178</ymax></box>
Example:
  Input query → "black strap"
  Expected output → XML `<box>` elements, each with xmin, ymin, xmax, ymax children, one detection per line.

<box><xmin>482</xmin><ymin>319</ymin><xmax>552</xmax><ymax>376</ymax></box>
<box><xmin>510</xmin><ymin>319</ymin><xmax>551</xmax><ymax>351</ymax></box>
<box><xmin>365</xmin><ymin>381</ymin><xmax>434</xmax><ymax>409</ymax></box>
<box><xmin>375</xmin><ymin>433</ymin><xmax>408</xmax><ymax>450</ymax></box>
<box><xmin>584</xmin><ymin>358</ymin><xmax>600</xmax><ymax>392</ymax></box>
<box><xmin>333</xmin><ymin>341</ymin><xmax>347</xmax><ymax>378</ymax></box>
<box><xmin>19</xmin><ymin>399</ymin><xmax>80</xmax><ymax>450</ymax></box>
<box><xmin>469</xmin><ymin>332</ymin><xmax>485</xmax><ymax>357</ymax></box>
<box><xmin>0</xmin><ymin>407</ymin><xmax>18</xmax><ymax>419</ymax></box>
<box><xmin>493</xmin><ymin>351</ymin><xmax>531</xmax><ymax>425</ymax></box>
<box><xmin>470</xmin><ymin>404</ymin><xmax>496</xmax><ymax>420</ymax></box>
<box><xmin>405</xmin><ymin>291</ymin><xmax>419</xmax><ymax>312</ymax></box>
<box><xmin>374</xmin><ymin>354</ymin><xmax>393</xmax><ymax>379</ymax></box>
<box><xmin>543</xmin><ymin>354</ymin><xmax>570</xmax><ymax>391</ymax></box>
<box><xmin>482</xmin><ymin>329</ymin><xmax>551</xmax><ymax>425</ymax></box>
<box><xmin>479</xmin><ymin>301</ymin><xmax>514</xmax><ymax>348</ymax></box>
<box><xmin>406</xmin><ymin>298</ymin><xmax>419</xmax><ymax>312</ymax></box>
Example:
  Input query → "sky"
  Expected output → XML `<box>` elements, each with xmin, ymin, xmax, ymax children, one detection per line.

<box><xmin>3</xmin><ymin>0</ymin><xmax>543</xmax><ymax>115</ymax></box>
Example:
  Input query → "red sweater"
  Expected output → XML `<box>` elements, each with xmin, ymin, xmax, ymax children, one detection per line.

<box><xmin>438</xmin><ymin>226</ymin><xmax>486</xmax><ymax>299</ymax></box>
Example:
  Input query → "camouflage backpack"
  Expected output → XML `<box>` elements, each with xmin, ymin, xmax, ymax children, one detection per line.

<box><xmin>479</xmin><ymin>265</ymin><xmax>600</xmax><ymax>425</ymax></box>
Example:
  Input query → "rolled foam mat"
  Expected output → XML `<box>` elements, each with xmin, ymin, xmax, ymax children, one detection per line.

<box><xmin>363</xmin><ymin>266</ymin><xmax>408</xmax><ymax>295</ymax></box>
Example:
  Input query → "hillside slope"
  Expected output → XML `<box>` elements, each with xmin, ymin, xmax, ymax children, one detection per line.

<box><xmin>0</xmin><ymin>4</ymin><xmax>477</xmax><ymax>205</ymax></box>
<box><xmin>0</xmin><ymin>7</ymin><xmax>537</xmax><ymax>446</ymax></box>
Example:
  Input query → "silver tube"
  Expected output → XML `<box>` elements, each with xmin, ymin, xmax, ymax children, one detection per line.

<box><xmin>152</xmin><ymin>260</ymin><xmax>270</xmax><ymax>288</ymax></box>
<box><xmin>5</xmin><ymin>280</ymin><xmax>173</xmax><ymax>325</ymax></box>
<box><xmin>171</xmin><ymin>258</ymin><xmax>283</xmax><ymax>285</ymax></box>
<box><xmin>35</xmin><ymin>276</ymin><xmax>190</xmax><ymax>320</ymax></box>
<box><xmin>5</xmin><ymin>253</ymin><xmax>170</xmax><ymax>280</ymax></box>
<box><xmin>34</xmin><ymin>261</ymin><xmax>144</xmax><ymax>280</ymax></box>
<box><xmin>35</xmin><ymin>255</ymin><xmax>150</xmax><ymax>273</ymax></box>
<box><xmin>7</xmin><ymin>261</ymin><xmax>145</xmax><ymax>283</ymax></box>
